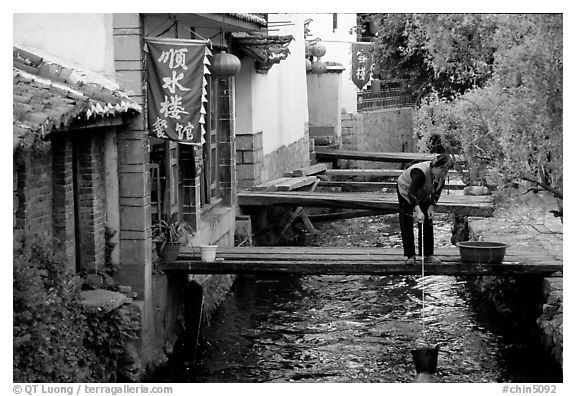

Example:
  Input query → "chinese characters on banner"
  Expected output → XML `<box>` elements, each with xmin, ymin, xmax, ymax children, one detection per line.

<box><xmin>145</xmin><ymin>38</ymin><xmax>212</xmax><ymax>144</ymax></box>
<box><xmin>351</xmin><ymin>42</ymin><xmax>373</xmax><ymax>90</ymax></box>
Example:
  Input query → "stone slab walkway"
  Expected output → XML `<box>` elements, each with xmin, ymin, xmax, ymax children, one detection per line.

<box><xmin>468</xmin><ymin>187</ymin><xmax>563</xmax><ymax>368</ymax></box>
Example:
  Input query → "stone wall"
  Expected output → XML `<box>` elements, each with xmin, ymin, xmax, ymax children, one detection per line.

<box><xmin>340</xmin><ymin>107</ymin><xmax>415</xmax><ymax>169</ymax></box>
<box><xmin>262</xmin><ymin>136</ymin><xmax>310</xmax><ymax>181</ymax></box>
<box><xmin>537</xmin><ymin>276</ymin><xmax>563</xmax><ymax>368</ymax></box>
<box><xmin>236</xmin><ymin>132</ymin><xmax>311</xmax><ymax>189</ymax></box>
<box><xmin>236</xmin><ymin>131</ymin><xmax>264</xmax><ymax>190</ymax></box>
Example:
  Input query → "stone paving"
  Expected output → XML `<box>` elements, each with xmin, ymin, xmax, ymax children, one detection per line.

<box><xmin>467</xmin><ymin>187</ymin><xmax>563</xmax><ymax>368</ymax></box>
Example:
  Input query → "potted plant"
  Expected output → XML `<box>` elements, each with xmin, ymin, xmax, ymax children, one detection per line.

<box><xmin>152</xmin><ymin>216</ymin><xmax>193</xmax><ymax>262</ymax></box>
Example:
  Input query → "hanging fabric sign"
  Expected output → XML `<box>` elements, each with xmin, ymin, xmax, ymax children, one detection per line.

<box><xmin>350</xmin><ymin>42</ymin><xmax>373</xmax><ymax>90</ymax></box>
<box><xmin>145</xmin><ymin>38</ymin><xmax>212</xmax><ymax>144</ymax></box>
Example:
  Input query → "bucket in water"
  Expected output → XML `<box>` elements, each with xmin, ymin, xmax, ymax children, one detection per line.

<box><xmin>411</xmin><ymin>345</ymin><xmax>439</xmax><ymax>374</ymax></box>
<box><xmin>200</xmin><ymin>245</ymin><xmax>218</xmax><ymax>262</ymax></box>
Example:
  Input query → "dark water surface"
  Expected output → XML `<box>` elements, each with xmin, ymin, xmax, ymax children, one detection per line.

<box><xmin>156</xmin><ymin>215</ymin><xmax>562</xmax><ymax>383</ymax></box>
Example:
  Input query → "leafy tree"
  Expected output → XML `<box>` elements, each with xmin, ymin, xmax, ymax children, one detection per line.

<box><xmin>369</xmin><ymin>13</ymin><xmax>562</xmax><ymax>199</ymax></box>
<box><xmin>367</xmin><ymin>13</ymin><xmax>498</xmax><ymax>99</ymax></box>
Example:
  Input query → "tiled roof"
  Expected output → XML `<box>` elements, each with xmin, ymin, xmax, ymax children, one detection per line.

<box><xmin>226</xmin><ymin>13</ymin><xmax>267</xmax><ymax>26</ymax></box>
<box><xmin>13</xmin><ymin>46</ymin><xmax>141</xmax><ymax>153</ymax></box>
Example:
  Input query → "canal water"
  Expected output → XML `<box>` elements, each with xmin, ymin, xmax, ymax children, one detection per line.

<box><xmin>157</xmin><ymin>214</ymin><xmax>562</xmax><ymax>383</ymax></box>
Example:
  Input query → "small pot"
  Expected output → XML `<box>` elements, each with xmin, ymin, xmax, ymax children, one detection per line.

<box><xmin>200</xmin><ymin>245</ymin><xmax>218</xmax><ymax>262</ymax></box>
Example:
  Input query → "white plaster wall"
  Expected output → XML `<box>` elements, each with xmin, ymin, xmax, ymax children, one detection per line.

<box><xmin>13</xmin><ymin>13</ymin><xmax>116</xmax><ymax>81</ymax></box>
<box><xmin>236</xmin><ymin>13</ymin><xmax>309</xmax><ymax>156</ymax></box>
<box><xmin>303</xmin><ymin>13</ymin><xmax>359</xmax><ymax>114</ymax></box>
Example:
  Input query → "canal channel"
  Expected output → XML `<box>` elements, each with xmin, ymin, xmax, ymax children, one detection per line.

<box><xmin>156</xmin><ymin>214</ymin><xmax>562</xmax><ymax>383</ymax></box>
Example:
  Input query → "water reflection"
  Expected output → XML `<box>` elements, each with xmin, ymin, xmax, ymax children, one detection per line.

<box><xmin>156</xmin><ymin>215</ymin><xmax>561</xmax><ymax>383</ymax></box>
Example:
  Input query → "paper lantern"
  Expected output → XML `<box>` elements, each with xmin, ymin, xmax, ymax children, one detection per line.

<box><xmin>212</xmin><ymin>51</ymin><xmax>241</xmax><ymax>77</ymax></box>
<box><xmin>311</xmin><ymin>60</ymin><xmax>327</xmax><ymax>74</ymax></box>
<box><xmin>310</xmin><ymin>42</ymin><xmax>326</xmax><ymax>58</ymax></box>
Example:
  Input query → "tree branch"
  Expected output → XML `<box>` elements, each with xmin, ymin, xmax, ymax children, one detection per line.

<box><xmin>520</xmin><ymin>176</ymin><xmax>563</xmax><ymax>199</ymax></box>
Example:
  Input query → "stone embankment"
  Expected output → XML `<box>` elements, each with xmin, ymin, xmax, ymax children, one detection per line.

<box><xmin>466</xmin><ymin>187</ymin><xmax>563</xmax><ymax>368</ymax></box>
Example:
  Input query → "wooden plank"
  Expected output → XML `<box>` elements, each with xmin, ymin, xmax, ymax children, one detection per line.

<box><xmin>275</xmin><ymin>176</ymin><xmax>317</xmax><ymax>191</ymax></box>
<box><xmin>161</xmin><ymin>258</ymin><xmax>562</xmax><ymax>276</ymax></box>
<box><xmin>324</xmin><ymin>169</ymin><xmax>461</xmax><ymax>178</ymax></box>
<box><xmin>316</xmin><ymin>148</ymin><xmax>437</xmax><ymax>164</ymax></box>
<box><xmin>318</xmin><ymin>180</ymin><xmax>465</xmax><ymax>191</ymax></box>
<box><xmin>237</xmin><ymin>190</ymin><xmax>494</xmax><ymax>217</ymax></box>
<box><xmin>305</xmin><ymin>210</ymin><xmax>391</xmax><ymax>222</ymax></box>
<box><xmin>179</xmin><ymin>247</ymin><xmax>556</xmax><ymax>262</ymax></box>
<box><xmin>253</xmin><ymin>177</ymin><xmax>292</xmax><ymax>192</ymax></box>
<box><xmin>292</xmin><ymin>163</ymin><xmax>328</xmax><ymax>177</ymax></box>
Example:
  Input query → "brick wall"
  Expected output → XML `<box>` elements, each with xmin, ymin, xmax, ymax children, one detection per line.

<box><xmin>14</xmin><ymin>133</ymin><xmax>110</xmax><ymax>274</ymax></box>
<box><xmin>52</xmin><ymin>136</ymin><xmax>76</xmax><ymax>272</ymax></box>
<box><xmin>14</xmin><ymin>146</ymin><xmax>54</xmax><ymax>238</ymax></box>
<box><xmin>76</xmin><ymin>133</ymin><xmax>107</xmax><ymax>273</ymax></box>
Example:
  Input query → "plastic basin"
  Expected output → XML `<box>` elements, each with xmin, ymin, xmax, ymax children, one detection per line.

<box><xmin>457</xmin><ymin>241</ymin><xmax>507</xmax><ymax>264</ymax></box>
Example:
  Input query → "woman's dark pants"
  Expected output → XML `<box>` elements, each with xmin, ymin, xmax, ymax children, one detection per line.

<box><xmin>397</xmin><ymin>190</ymin><xmax>434</xmax><ymax>257</ymax></box>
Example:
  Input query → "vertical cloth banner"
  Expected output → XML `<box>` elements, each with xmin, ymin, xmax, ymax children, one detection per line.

<box><xmin>145</xmin><ymin>38</ymin><xmax>212</xmax><ymax>144</ymax></box>
<box><xmin>351</xmin><ymin>42</ymin><xmax>373</xmax><ymax>90</ymax></box>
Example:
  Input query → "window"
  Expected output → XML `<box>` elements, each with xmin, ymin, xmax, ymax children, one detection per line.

<box><xmin>202</xmin><ymin>75</ymin><xmax>221</xmax><ymax>206</ymax></box>
<box><xmin>149</xmin><ymin>74</ymin><xmax>224</xmax><ymax>225</ymax></box>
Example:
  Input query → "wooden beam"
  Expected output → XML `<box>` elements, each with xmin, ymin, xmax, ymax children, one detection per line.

<box><xmin>238</xmin><ymin>191</ymin><xmax>494</xmax><ymax>217</ymax></box>
<box><xmin>253</xmin><ymin>176</ymin><xmax>317</xmax><ymax>191</ymax></box>
<box><xmin>315</xmin><ymin>149</ymin><xmax>465</xmax><ymax>164</ymax></box>
<box><xmin>253</xmin><ymin>177</ymin><xmax>292</xmax><ymax>191</ymax></box>
<box><xmin>275</xmin><ymin>176</ymin><xmax>317</xmax><ymax>191</ymax></box>
<box><xmin>316</xmin><ymin>148</ymin><xmax>437</xmax><ymax>164</ymax></box>
<box><xmin>318</xmin><ymin>180</ymin><xmax>465</xmax><ymax>191</ymax></box>
<box><xmin>304</xmin><ymin>210</ymin><xmax>391</xmax><ymax>222</ymax></box>
<box><xmin>324</xmin><ymin>169</ymin><xmax>461</xmax><ymax>178</ymax></box>
<box><xmin>292</xmin><ymin>163</ymin><xmax>328</xmax><ymax>177</ymax></box>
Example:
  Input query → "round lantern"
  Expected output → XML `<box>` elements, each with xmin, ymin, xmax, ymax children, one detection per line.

<box><xmin>310</xmin><ymin>42</ymin><xmax>327</xmax><ymax>58</ymax></box>
<box><xmin>311</xmin><ymin>60</ymin><xmax>327</xmax><ymax>74</ymax></box>
<box><xmin>212</xmin><ymin>51</ymin><xmax>241</xmax><ymax>78</ymax></box>
<box><xmin>305</xmin><ymin>58</ymin><xmax>312</xmax><ymax>72</ymax></box>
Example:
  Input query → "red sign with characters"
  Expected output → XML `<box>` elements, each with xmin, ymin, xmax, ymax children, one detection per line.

<box><xmin>145</xmin><ymin>38</ymin><xmax>211</xmax><ymax>144</ymax></box>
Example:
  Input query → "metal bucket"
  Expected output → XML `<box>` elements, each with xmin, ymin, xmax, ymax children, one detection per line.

<box><xmin>411</xmin><ymin>345</ymin><xmax>439</xmax><ymax>374</ymax></box>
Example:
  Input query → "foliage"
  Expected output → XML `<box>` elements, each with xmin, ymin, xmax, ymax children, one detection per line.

<box><xmin>83</xmin><ymin>306</ymin><xmax>140</xmax><ymax>381</ymax></box>
<box><xmin>367</xmin><ymin>13</ymin><xmax>499</xmax><ymax>99</ymax></box>
<box><xmin>412</xmin><ymin>14</ymin><xmax>562</xmax><ymax>197</ymax></box>
<box><xmin>152</xmin><ymin>214</ymin><xmax>195</xmax><ymax>249</ymax></box>
<box><xmin>369</xmin><ymin>13</ymin><xmax>562</xmax><ymax>198</ymax></box>
<box><xmin>104</xmin><ymin>225</ymin><xmax>118</xmax><ymax>271</ymax></box>
<box><xmin>13</xmin><ymin>231</ymin><xmax>140</xmax><ymax>382</ymax></box>
<box><xmin>13</xmin><ymin>232</ymin><xmax>89</xmax><ymax>382</ymax></box>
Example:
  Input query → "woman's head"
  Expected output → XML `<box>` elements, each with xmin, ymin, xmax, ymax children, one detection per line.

<box><xmin>430</xmin><ymin>154</ymin><xmax>452</xmax><ymax>169</ymax></box>
<box><xmin>430</xmin><ymin>154</ymin><xmax>452</xmax><ymax>178</ymax></box>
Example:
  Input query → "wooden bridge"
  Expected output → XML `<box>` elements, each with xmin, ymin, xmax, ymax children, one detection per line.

<box><xmin>238</xmin><ymin>190</ymin><xmax>494</xmax><ymax>217</ymax></box>
<box><xmin>239</xmin><ymin>150</ymin><xmax>492</xmax><ymax>217</ymax></box>
<box><xmin>160</xmin><ymin>246</ymin><xmax>562</xmax><ymax>276</ymax></box>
